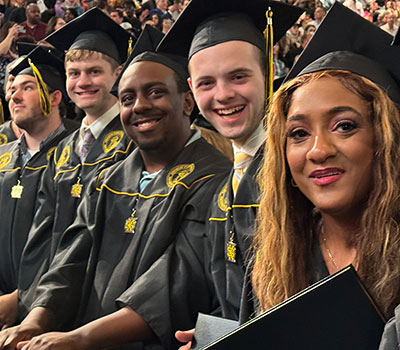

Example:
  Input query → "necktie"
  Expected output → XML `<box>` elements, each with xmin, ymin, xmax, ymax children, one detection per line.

<box><xmin>231</xmin><ymin>152</ymin><xmax>252</xmax><ymax>196</ymax></box>
<box><xmin>78</xmin><ymin>129</ymin><xmax>95</xmax><ymax>162</ymax></box>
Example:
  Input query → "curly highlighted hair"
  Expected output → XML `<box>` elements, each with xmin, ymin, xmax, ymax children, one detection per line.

<box><xmin>252</xmin><ymin>70</ymin><xmax>400</xmax><ymax>319</ymax></box>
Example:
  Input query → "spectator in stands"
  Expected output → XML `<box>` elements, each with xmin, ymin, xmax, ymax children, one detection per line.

<box><xmin>343</xmin><ymin>0</ymin><xmax>364</xmax><ymax>16</ymax></box>
<box><xmin>283</xmin><ymin>23</ymin><xmax>302</xmax><ymax>56</ymax></box>
<box><xmin>64</xmin><ymin>7</ymin><xmax>78</xmax><ymax>22</ymax></box>
<box><xmin>18</xmin><ymin>3</ymin><xmax>47</xmax><ymax>42</ymax></box>
<box><xmin>381</xmin><ymin>12</ymin><xmax>399</xmax><ymax>35</ymax></box>
<box><xmin>161</xmin><ymin>16</ymin><xmax>172</xmax><ymax>33</ymax></box>
<box><xmin>149</xmin><ymin>0</ymin><xmax>172</xmax><ymax>20</ymax></box>
<box><xmin>45</xmin><ymin>15</ymin><xmax>65</xmax><ymax>35</ymax></box>
<box><xmin>310</xmin><ymin>6</ymin><xmax>326</xmax><ymax>28</ymax></box>
<box><xmin>109</xmin><ymin>7</ymin><xmax>123</xmax><ymax>24</ymax></box>
<box><xmin>168</xmin><ymin>0</ymin><xmax>181</xmax><ymax>20</ymax></box>
<box><xmin>151</xmin><ymin>11</ymin><xmax>162</xmax><ymax>30</ymax></box>
<box><xmin>6</xmin><ymin>0</ymin><xmax>26</xmax><ymax>23</ymax></box>
<box><xmin>61</xmin><ymin>0</ymin><xmax>84</xmax><ymax>16</ymax></box>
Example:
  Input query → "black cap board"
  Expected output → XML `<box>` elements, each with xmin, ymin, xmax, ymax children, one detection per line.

<box><xmin>44</xmin><ymin>7</ymin><xmax>131</xmax><ymax>64</ymax></box>
<box><xmin>114</xmin><ymin>25</ymin><xmax>199</xmax><ymax>121</ymax></box>
<box><xmin>111</xmin><ymin>25</ymin><xmax>164</xmax><ymax>97</ymax></box>
<box><xmin>156</xmin><ymin>0</ymin><xmax>304</xmax><ymax>59</ymax></box>
<box><xmin>17</xmin><ymin>42</ymin><xmax>65</xmax><ymax>60</ymax></box>
<box><xmin>10</xmin><ymin>44</ymin><xmax>66</xmax><ymax>97</ymax></box>
<box><xmin>285</xmin><ymin>2</ymin><xmax>400</xmax><ymax>104</ymax></box>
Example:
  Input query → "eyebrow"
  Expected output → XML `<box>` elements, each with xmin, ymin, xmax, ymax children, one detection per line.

<box><xmin>287</xmin><ymin>106</ymin><xmax>363</xmax><ymax>122</ymax></box>
<box><xmin>119</xmin><ymin>81</ymin><xmax>167</xmax><ymax>95</ymax></box>
<box><xmin>194</xmin><ymin>67</ymin><xmax>253</xmax><ymax>82</ymax></box>
<box><xmin>10</xmin><ymin>79</ymin><xmax>36</xmax><ymax>90</ymax></box>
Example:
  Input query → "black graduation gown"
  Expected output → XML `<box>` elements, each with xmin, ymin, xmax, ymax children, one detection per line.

<box><xmin>0</xmin><ymin>120</ymin><xmax>17</xmax><ymax>145</ymax></box>
<box><xmin>18</xmin><ymin>115</ymin><xmax>134</xmax><ymax>317</ymax></box>
<box><xmin>31</xmin><ymin>137</ymin><xmax>232</xmax><ymax>349</ymax></box>
<box><xmin>0</xmin><ymin>125</ymin><xmax>71</xmax><ymax>295</ymax></box>
<box><xmin>206</xmin><ymin>148</ymin><xmax>263</xmax><ymax>320</ymax></box>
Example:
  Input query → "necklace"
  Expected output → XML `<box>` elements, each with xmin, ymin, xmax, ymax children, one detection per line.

<box><xmin>321</xmin><ymin>226</ymin><xmax>339</xmax><ymax>271</ymax></box>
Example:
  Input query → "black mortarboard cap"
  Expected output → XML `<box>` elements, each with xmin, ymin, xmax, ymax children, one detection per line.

<box><xmin>286</xmin><ymin>2</ymin><xmax>400</xmax><ymax>104</ymax></box>
<box><xmin>114</xmin><ymin>25</ymin><xmax>199</xmax><ymax>121</ymax></box>
<box><xmin>17</xmin><ymin>42</ymin><xmax>40</xmax><ymax>56</ymax></box>
<box><xmin>44</xmin><ymin>7</ymin><xmax>131</xmax><ymax>64</ymax></box>
<box><xmin>111</xmin><ymin>25</ymin><xmax>164</xmax><ymax>97</ymax></box>
<box><xmin>10</xmin><ymin>45</ymin><xmax>66</xmax><ymax>97</ymax></box>
<box><xmin>17</xmin><ymin>42</ymin><xmax>65</xmax><ymax>60</ymax></box>
<box><xmin>156</xmin><ymin>0</ymin><xmax>304</xmax><ymax>59</ymax></box>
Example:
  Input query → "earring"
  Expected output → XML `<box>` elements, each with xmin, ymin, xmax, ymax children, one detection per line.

<box><xmin>291</xmin><ymin>178</ymin><xmax>298</xmax><ymax>188</ymax></box>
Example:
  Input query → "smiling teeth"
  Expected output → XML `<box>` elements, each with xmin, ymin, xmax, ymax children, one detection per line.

<box><xmin>217</xmin><ymin>106</ymin><xmax>244</xmax><ymax>116</ymax></box>
<box><xmin>138</xmin><ymin>121</ymin><xmax>152</xmax><ymax>126</ymax></box>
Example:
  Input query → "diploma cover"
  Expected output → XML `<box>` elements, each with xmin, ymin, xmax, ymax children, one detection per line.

<box><xmin>193</xmin><ymin>265</ymin><xmax>385</xmax><ymax>350</ymax></box>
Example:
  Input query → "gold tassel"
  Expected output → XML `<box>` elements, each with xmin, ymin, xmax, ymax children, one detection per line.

<box><xmin>0</xmin><ymin>99</ymin><xmax>4</xmax><ymax>125</ymax></box>
<box><xmin>263</xmin><ymin>8</ymin><xmax>274</xmax><ymax>108</ymax></box>
<box><xmin>127</xmin><ymin>37</ymin><xmax>133</xmax><ymax>57</ymax></box>
<box><xmin>28</xmin><ymin>58</ymin><xmax>51</xmax><ymax>116</ymax></box>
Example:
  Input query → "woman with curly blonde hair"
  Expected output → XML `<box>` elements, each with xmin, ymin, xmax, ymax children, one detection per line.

<box><xmin>251</xmin><ymin>68</ymin><xmax>400</xmax><ymax>320</ymax></box>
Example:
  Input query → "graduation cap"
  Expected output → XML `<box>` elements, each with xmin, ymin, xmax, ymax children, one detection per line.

<box><xmin>111</xmin><ymin>25</ymin><xmax>164</xmax><ymax>97</ymax></box>
<box><xmin>157</xmin><ymin>0</ymin><xmax>303</xmax><ymax>103</ymax></box>
<box><xmin>113</xmin><ymin>25</ymin><xmax>200</xmax><ymax>121</ymax></box>
<box><xmin>10</xmin><ymin>45</ymin><xmax>67</xmax><ymax>116</ymax></box>
<box><xmin>16</xmin><ymin>42</ymin><xmax>65</xmax><ymax>60</ymax></box>
<box><xmin>157</xmin><ymin>0</ymin><xmax>303</xmax><ymax>58</ymax></box>
<box><xmin>44</xmin><ymin>7</ymin><xmax>132</xmax><ymax>64</ymax></box>
<box><xmin>285</xmin><ymin>2</ymin><xmax>400</xmax><ymax>104</ymax></box>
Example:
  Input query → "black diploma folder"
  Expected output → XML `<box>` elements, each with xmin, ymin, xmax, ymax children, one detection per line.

<box><xmin>193</xmin><ymin>265</ymin><xmax>385</xmax><ymax>350</ymax></box>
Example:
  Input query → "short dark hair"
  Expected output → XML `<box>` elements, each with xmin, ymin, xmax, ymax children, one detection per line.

<box><xmin>110</xmin><ymin>8</ymin><xmax>123</xmax><ymax>18</ymax></box>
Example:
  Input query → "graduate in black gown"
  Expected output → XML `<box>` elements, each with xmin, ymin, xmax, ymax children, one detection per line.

<box><xmin>0</xmin><ymin>45</ymin><xmax>75</xmax><ymax>326</ymax></box>
<box><xmin>157</xmin><ymin>0</ymin><xmax>303</xmax><ymax>324</ymax></box>
<box><xmin>8</xmin><ymin>8</ymin><xmax>135</xmax><ymax>325</ymax></box>
<box><xmin>0</xmin><ymin>25</ymin><xmax>232</xmax><ymax>350</ymax></box>
<box><xmin>244</xmin><ymin>0</ymin><xmax>400</xmax><ymax>332</ymax></box>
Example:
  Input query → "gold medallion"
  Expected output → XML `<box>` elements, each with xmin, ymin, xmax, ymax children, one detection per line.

<box><xmin>226</xmin><ymin>231</ymin><xmax>237</xmax><ymax>263</ymax></box>
<box><xmin>71</xmin><ymin>177</ymin><xmax>83</xmax><ymax>198</ymax></box>
<box><xmin>124</xmin><ymin>208</ymin><xmax>138</xmax><ymax>234</ymax></box>
<box><xmin>11</xmin><ymin>180</ymin><xmax>24</xmax><ymax>199</ymax></box>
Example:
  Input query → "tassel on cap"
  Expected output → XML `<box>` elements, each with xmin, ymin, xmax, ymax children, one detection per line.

<box><xmin>28</xmin><ymin>58</ymin><xmax>51</xmax><ymax>116</ymax></box>
<box><xmin>127</xmin><ymin>37</ymin><xmax>133</xmax><ymax>57</ymax></box>
<box><xmin>264</xmin><ymin>7</ymin><xmax>274</xmax><ymax>108</ymax></box>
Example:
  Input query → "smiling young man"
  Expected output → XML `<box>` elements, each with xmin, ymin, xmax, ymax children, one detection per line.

<box><xmin>0</xmin><ymin>25</ymin><xmax>231</xmax><ymax>350</ymax></box>
<box><xmin>0</xmin><ymin>45</ymin><xmax>73</xmax><ymax>329</ymax></box>
<box><xmin>0</xmin><ymin>8</ymin><xmax>135</xmax><ymax>330</ymax></box>
<box><xmin>158</xmin><ymin>0</ymin><xmax>303</xmax><ymax>325</ymax></box>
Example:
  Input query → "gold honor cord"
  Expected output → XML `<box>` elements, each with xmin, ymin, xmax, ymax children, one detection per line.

<box><xmin>28</xmin><ymin>58</ymin><xmax>51</xmax><ymax>116</ymax></box>
<box><xmin>264</xmin><ymin>8</ymin><xmax>274</xmax><ymax>108</ymax></box>
<box><xmin>0</xmin><ymin>98</ymin><xmax>4</xmax><ymax>125</ymax></box>
<box><xmin>127</xmin><ymin>37</ymin><xmax>133</xmax><ymax>58</ymax></box>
